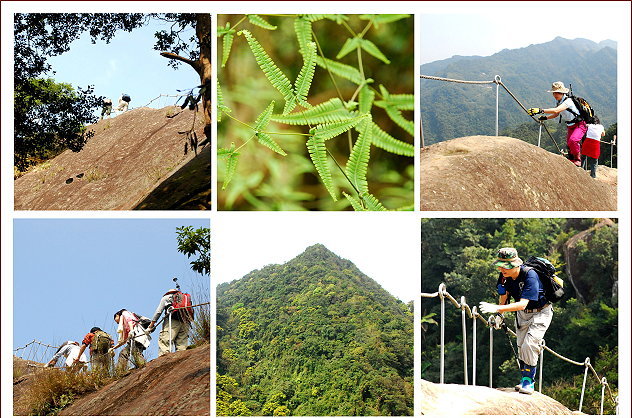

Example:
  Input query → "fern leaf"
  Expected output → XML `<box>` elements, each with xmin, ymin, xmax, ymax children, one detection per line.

<box><xmin>374</xmin><ymin>93</ymin><xmax>415</xmax><ymax>110</ymax></box>
<box><xmin>345</xmin><ymin>118</ymin><xmax>372</xmax><ymax>194</ymax></box>
<box><xmin>256</xmin><ymin>132</ymin><xmax>287</xmax><ymax>156</ymax></box>
<box><xmin>282</xmin><ymin>99</ymin><xmax>298</xmax><ymax>115</ymax></box>
<box><xmin>271</xmin><ymin>98</ymin><xmax>353</xmax><ymax>125</ymax></box>
<box><xmin>239</xmin><ymin>30</ymin><xmax>295</xmax><ymax>106</ymax></box>
<box><xmin>366</xmin><ymin>122</ymin><xmax>414</xmax><ymax>156</ymax></box>
<box><xmin>359</xmin><ymin>14</ymin><xmax>410</xmax><ymax>27</ymax></box>
<box><xmin>358</xmin><ymin>39</ymin><xmax>391</xmax><ymax>64</ymax></box>
<box><xmin>303</xmin><ymin>14</ymin><xmax>349</xmax><ymax>23</ymax></box>
<box><xmin>221</xmin><ymin>30</ymin><xmax>235</xmax><ymax>68</ymax></box>
<box><xmin>312</xmin><ymin>114</ymin><xmax>368</xmax><ymax>142</ymax></box>
<box><xmin>385</xmin><ymin>106</ymin><xmax>414</xmax><ymax>135</ymax></box>
<box><xmin>294</xmin><ymin>17</ymin><xmax>312</xmax><ymax>54</ymax></box>
<box><xmin>358</xmin><ymin>84</ymin><xmax>375</xmax><ymax>115</ymax></box>
<box><xmin>343</xmin><ymin>191</ymin><xmax>365</xmax><ymax>211</ymax></box>
<box><xmin>217</xmin><ymin>79</ymin><xmax>231</xmax><ymax>123</ymax></box>
<box><xmin>315</xmin><ymin>56</ymin><xmax>365</xmax><ymax>85</ymax></box>
<box><xmin>254</xmin><ymin>101</ymin><xmax>275</xmax><ymax>132</ymax></box>
<box><xmin>360</xmin><ymin>191</ymin><xmax>387</xmax><ymax>211</ymax></box>
<box><xmin>222</xmin><ymin>152</ymin><xmax>239</xmax><ymax>190</ymax></box>
<box><xmin>306</xmin><ymin>136</ymin><xmax>337</xmax><ymax>201</ymax></box>
<box><xmin>247</xmin><ymin>15</ymin><xmax>277</xmax><ymax>30</ymax></box>
<box><xmin>294</xmin><ymin>42</ymin><xmax>317</xmax><ymax>108</ymax></box>
<box><xmin>336</xmin><ymin>37</ymin><xmax>361</xmax><ymax>60</ymax></box>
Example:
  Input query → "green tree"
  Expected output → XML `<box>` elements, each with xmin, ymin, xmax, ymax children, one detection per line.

<box><xmin>176</xmin><ymin>226</ymin><xmax>210</xmax><ymax>275</ymax></box>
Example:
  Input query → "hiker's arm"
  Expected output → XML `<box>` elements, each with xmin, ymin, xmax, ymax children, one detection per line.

<box><xmin>73</xmin><ymin>344</ymin><xmax>88</xmax><ymax>364</ymax></box>
<box><xmin>497</xmin><ymin>298</ymin><xmax>530</xmax><ymax>313</ymax></box>
<box><xmin>543</xmin><ymin>101</ymin><xmax>569</xmax><ymax>116</ymax></box>
<box><xmin>498</xmin><ymin>292</ymin><xmax>509</xmax><ymax>305</ymax></box>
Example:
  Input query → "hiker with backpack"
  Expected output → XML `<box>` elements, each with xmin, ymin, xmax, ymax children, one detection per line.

<box><xmin>582</xmin><ymin>116</ymin><xmax>606</xmax><ymax>179</ymax></box>
<box><xmin>147</xmin><ymin>287</ymin><xmax>193</xmax><ymax>356</ymax></box>
<box><xmin>111</xmin><ymin>309</ymin><xmax>151</xmax><ymax>369</ymax></box>
<box><xmin>100</xmin><ymin>98</ymin><xmax>113</xmax><ymax>120</ymax></box>
<box><xmin>527</xmin><ymin>81</ymin><xmax>589</xmax><ymax>167</ymax></box>
<box><xmin>117</xmin><ymin>93</ymin><xmax>131</xmax><ymax>112</ymax></box>
<box><xmin>46</xmin><ymin>340</ymin><xmax>87</xmax><ymax>369</ymax></box>
<box><xmin>74</xmin><ymin>327</ymin><xmax>114</xmax><ymax>372</ymax></box>
<box><xmin>478</xmin><ymin>248</ymin><xmax>559</xmax><ymax>395</ymax></box>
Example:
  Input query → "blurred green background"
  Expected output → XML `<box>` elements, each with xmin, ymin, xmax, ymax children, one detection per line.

<box><xmin>217</xmin><ymin>15</ymin><xmax>414</xmax><ymax>211</ymax></box>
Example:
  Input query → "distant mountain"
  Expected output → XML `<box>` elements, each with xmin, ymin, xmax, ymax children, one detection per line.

<box><xmin>421</xmin><ymin>37</ymin><xmax>617</xmax><ymax>144</ymax></box>
<box><xmin>216</xmin><ymin>244</ymin><xmax>414</xmax><ymax>416</ymax></box>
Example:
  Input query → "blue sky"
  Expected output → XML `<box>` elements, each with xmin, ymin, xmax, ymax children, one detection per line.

<box><xmin>13</xmin><ymin>218</ymin><xmax>210</xmax><ymax>362</ymax></box>
<box><xmin>421</xmin><ymin>5</ymin><xmax>626</xmax><ymax>64</ymax></box>
<box><xmin>47</xmin><ymin>17</ymin><xmax>199</xmax><ymax>114</ymax></box>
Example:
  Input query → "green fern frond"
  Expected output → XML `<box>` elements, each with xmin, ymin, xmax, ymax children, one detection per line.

<box><xmin>222</xmin><ymin>152</ymin><xmax>239</xmax><ymax>190</ymax></box>
<box><xmin>271</xmin><ymin>98</ymin><xmax>353</xmax><ymax>125</ymax></box>
<box><xmin>358</xmin><ymin>39</ymin><xmax>391</xmax><ymax>64</ymax></box>
<box><xmin>294</xmin><ymin>17</ymin><xmax>312</xmax><ymax>54</ymax></box>
<box><xmin>315</xmin><ymin>56</ymin><xmax>365</xmax><ymax>85</ymax></box>
<box><xmin>374</xmin><ymin>93</ymin><xmax>415</xmax><ymax>110</ymax></box>
<box><xmin>345</xmin><ymin>118</ymin><xmax>372</xmax><ymax>194</ymax></box>
<box><xmin>247</xmin><ymin>15</ymin><xmax>277</xmax><ymax>30</ymax></box>
<box><xmin>366</xmin><ymin>122</ymin><xmax>414</xmax><ymax>156</ymax></box>
<box><xmin>385</xmin><ymin>106</ymin><xmax>414</xmax><ymax>135</ymax></box>
<box><xmin>395</xmin><ymin>204</ymin><xmax>415</xmax><ymax>211</ymax></box>
<box><xmin>358</xmin><ymin>85</ymin><xmax>375</xmax><ymax>115</ymax></box>
<box><xmin>343</xmin><ymin>191</ymin><xmax>365</xmax><ymax>211</ymax></box>
<box><xmin>312</xmin><ymin>114</ymin><xmax>368</xmax><ymax>141</ymax></box>
<box><xmin>221</xmin><ymin>30</ymin><xmax>235</xmax><ymax>68</ymax></box>
<box><xmin>217</xmin><ymin>22</ymin><xmax>232</xmax><ymax>36</ymax></box>
<box><xmin>256</xmin><ymin>132</ymin><xmax>287</xmax><ymax>156</ymax></box>
<box><xmin>359</xmin><ymin>14</ymin><xmax>410</xmax><ymax>27</ymax></box>
<box><xmin>294</xmin><ymin>42</ymin><xmax>317</xmax><ymax>107</ymax></box>
<box><xmin>303</xmin><ymin>14</ymin><xmax>349</xmax><ymax>23</ymax></box>
<box><xmin>217</xmin><ymin>79</ymin><xmax>231</xmax><ymax>123</ymax></box>
<box><xmin>282</xmin><ymin>99</ymin><xmax>298</xmax><ymax>115</ymax></box>
<box><xmin>254</xmin><ymin>101</ymin><xmax>275</xmax><ymax>132</ymax></box>
<box><xmin>336</xmin><ymin>37</ymin><xmax>361</xmax><ymax>60</ymax></box>
<box><xmin>360</xmin><ymin>191</ymin><xmax>387</xmax><ymax>211</ymax></box>
<box><xmin>239</xmin><ymin>30</ymin><xmax>295</xmax><ymax>107</ymax></box>
<box><xmin>306</xmin><ymin>136</ymin><xmax>337</xmax><ymax>201</ymax></box>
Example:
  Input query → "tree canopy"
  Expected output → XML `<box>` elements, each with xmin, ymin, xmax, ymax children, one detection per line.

<box><xmin>176</xmin><ymin>226</ymin><xmax>210</xmax><ymax>276</ymax></box>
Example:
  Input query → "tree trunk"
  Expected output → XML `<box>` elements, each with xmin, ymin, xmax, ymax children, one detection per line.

<box><xmin>196</xmin><ymin>14</ymin><xmax>213</xmax><ymax>143</ymax></box>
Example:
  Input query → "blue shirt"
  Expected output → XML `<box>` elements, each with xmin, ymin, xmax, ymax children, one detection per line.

<box><xmin>498</xmin><ymin>266</ymin><xmax>548</xmax><ymax>309</ymax></box>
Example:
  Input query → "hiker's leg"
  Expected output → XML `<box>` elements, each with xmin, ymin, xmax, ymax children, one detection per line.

<box><xmin>589</xmin><ymin>157</ymin><xmax>598</xmax><ymax>178</ymax></box>
<box><xmin>174</xmin><ymin>319</ymin><xmax>190</xmax><ymax>351</ymax></box>
<box><xmin>158</xmin><ymin>322</ymin><xmax>171</xmax><ymax>356</ymax></box>
<box><xmin>567</xmin><ymin>123</ymin><xmax>587</xmax><ymax>164</ymax></box>
<box><xmin>117</xmin><ymin>344</ymin><xmax>130</xmax><ymax>370</ymax></box>
<box><xmin>520</xmin><ymin>307</ymin><xmax>553</xmax><ymax>366</ymax></box>
<box><xmin>132</xmin><ymin>342</ymin><xmax>146</xmax><ymax>367</ymax></box>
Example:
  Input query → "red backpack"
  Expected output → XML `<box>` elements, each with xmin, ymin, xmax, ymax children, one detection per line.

<box><xmin>169</xmin><ymin>290</ymin><xmax>194</xmax><ymax>321</ymax></box>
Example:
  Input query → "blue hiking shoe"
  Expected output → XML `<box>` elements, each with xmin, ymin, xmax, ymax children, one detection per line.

<box><xmin>519</xmin><ymin>378</ymin><xmax>535</xmax><ymax>394</ymax></box>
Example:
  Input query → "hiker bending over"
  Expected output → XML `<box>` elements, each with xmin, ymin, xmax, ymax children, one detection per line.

<box><xmin>100</xmin><ymin>98</ymin><xmax>113</xmax><ymax>120</ymax></box>
<box><xmin>111</xmin><ymin>309</ymin><xmax>151</xmax><ymax>369</ymax></box>
<box><xmin>46</xmin><ymin>341</ymin><xmax>87</xmax><ymax>368</ymax></box>
<box><xmin>479</xmin><ymin>248</ymin><xmax>553</xmax><ymax>395</ymax></box>
<box><xmin>527</xmin><ymin>81</ymin><xmax>587</xmax><ymax>167</ymax></box>
<box><xmin>148</xmin><ymin>289</ymin><xmax>193</xmax><ymax>356</ymax></box>
<box><xmin>582</xmin><ymin>116</ymin><xmax>605</xmax><ymax>179</ymax></box>
<box><xmin>74</xmin><ymin>327</ymin><xmax>114</xmax><ymax>372</ymax></box>
<box><xmin>117</xmin><ymin>93</ymin><xmax>131</xmax><ymax>112</ymax></box>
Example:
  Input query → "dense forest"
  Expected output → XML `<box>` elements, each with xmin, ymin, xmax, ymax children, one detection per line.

<box><xmin>421</xmin><ymin>218</ymin><xmax>618</xmax><ymax>414</ymax></box>
<box><xmin>420</xmin><ymin>37</ymin><xmax>617</xmax><ymax>144</ymax></box>
<box><xmin>217</xmin><ymin>244</ymin><xmax>414</xmax><ymax>416</ymax></box>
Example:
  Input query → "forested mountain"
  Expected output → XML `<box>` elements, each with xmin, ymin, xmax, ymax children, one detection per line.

<box><xmin>421</xmin><ymin>37</ymin><xmax>617</xmax><ymax>144</ymax></box>
<box><xmin>217</xmin><ymin>244</ymin><xmax>414</xmax><ymax>416</ymax></box>
<box><xmin>421</xmin><ymin>219</ymin><xmax>618</xmax><ymax>414</ymax></box>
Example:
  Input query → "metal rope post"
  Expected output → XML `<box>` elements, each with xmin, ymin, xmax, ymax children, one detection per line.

<box><xmin>494</xmin><ymin>75</ymin><xmax>501</xmax><ymax>136</ymax></box>
<box><xmin>460</xmin><ymin>296</ymin><xmax>469</xmax><ymax>385</ymax></box>
<box><xmin>169</xmin><ymin>311</ymin><xmax>174</xmax><ymax>353</ymax></box>
<box><xmin>600</xmin><ymin>377</ymin><xmax>607</xmax><ymax>415</ymax></box>
<box><xmin>489</xmin><ymin>319</ymin><xmax>493</xmax><ymax>388</ymax></box>
<box><xmin>438</xmin><ymin>283</ymin><xmax>446</xmax><ymax>384</ymax></box>
<box><xmin>539</xmin><ymin>340</ymin><xmax>545</xmax><ymax>393</ymax></box>
<box><xmin>579</xmin><ymin>357</ymin><xmax>590</xmax><ymax>412</ymax></box>
<box><xmin>472</xmin><ymin>306</ymin><xmax>477</xmax><ymax>386</ymax></box>
<box><xmin>537</xmin><ymin>123</ymin><xmax>542</xmax><ymax>148</ymax></box>
<box><xmin>611</xmin><ymin>135</ymin><xmax>616</xmax><ymax>168</ymax></box>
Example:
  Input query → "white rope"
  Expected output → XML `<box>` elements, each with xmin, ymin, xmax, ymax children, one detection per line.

<box><xmin>420</xmin><ymin>74</ymin><xmax>496</xmax><ymax>84</ymax></box>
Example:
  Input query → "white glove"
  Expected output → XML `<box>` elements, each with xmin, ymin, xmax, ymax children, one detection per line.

<box><xmin>479</xmin><ymin>301</ymin><xmax>499</xmax><ymax>314</ymax></box>
<box><xmin>108</xmin><ymin>348</ymin><xmax>115</xmax><ymax>355</ymax></box>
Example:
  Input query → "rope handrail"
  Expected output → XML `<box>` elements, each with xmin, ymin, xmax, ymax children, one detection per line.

<box><xmin>14</xmin><ymin>339</ymin><xmax>59</xmax><ymax>352</ymax></box>
<box><xmin>420</xmin><ymin>74</ymin><xmax>496</xmax><ymax>84</ymax></box>
<box><xmin>422</xmin><ymin>282</ymin><xmax>618</xmax><ymax>411</ymax></box>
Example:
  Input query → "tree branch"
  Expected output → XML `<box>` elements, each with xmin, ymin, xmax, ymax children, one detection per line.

<box><xmin>160</xmin><ymin>51</ymin><xmax>200</xmax><ymax>73</ymax></box>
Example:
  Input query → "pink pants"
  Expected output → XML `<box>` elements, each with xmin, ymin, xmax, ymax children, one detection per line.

<box><xmin>566</xmin><ymin>121</ymin><xmax>587</xmax><ymax>162</ymax></box>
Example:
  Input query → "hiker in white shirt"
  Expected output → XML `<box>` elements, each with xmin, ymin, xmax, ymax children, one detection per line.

<box><xmin>46</xmin><ymin>341</ymin><xmax>87</xmax><ymax>368</ymax></box>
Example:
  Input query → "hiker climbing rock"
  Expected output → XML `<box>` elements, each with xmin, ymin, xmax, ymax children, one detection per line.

<box><xmin>46</xmin><ymin>341</ymin><xmax>87</xmax><ymax>368</ymax></box>
<box><xmin>117</xmin><ymin>93</ymin><xmax>131</xmax><ymax>112</ymax></box>
<box><xmin>100</xmin><ymin>98</ymin><xmax>113</xmax><ymax>120</ymax></box>
<box><xmin>479</xmin><ymin>248</ymin><xmax>553</xmax><ymax>395</ymax></box>
<box><xmin>111</xmin><ymin>309</ymin><xmax>151</xmax><ymax>370</ymax></box>
<box><xmin>582</xmin><ymin>116</ymin><xmax>605</xmax><ymax>178</ymax></box>
<box><xmin>527</xmin><ymin>81</ymin><xmax>588</xmax><ymax>166</ymax></box>
<box><xmin>148</xmin><ymin>283</ymin><xmax>193</xmax><ymax>356</ymax></box>
<box><xmin>74</xmin><ymin>327</ymin><xmax>114</xmax><ymax>372</ymax></box>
